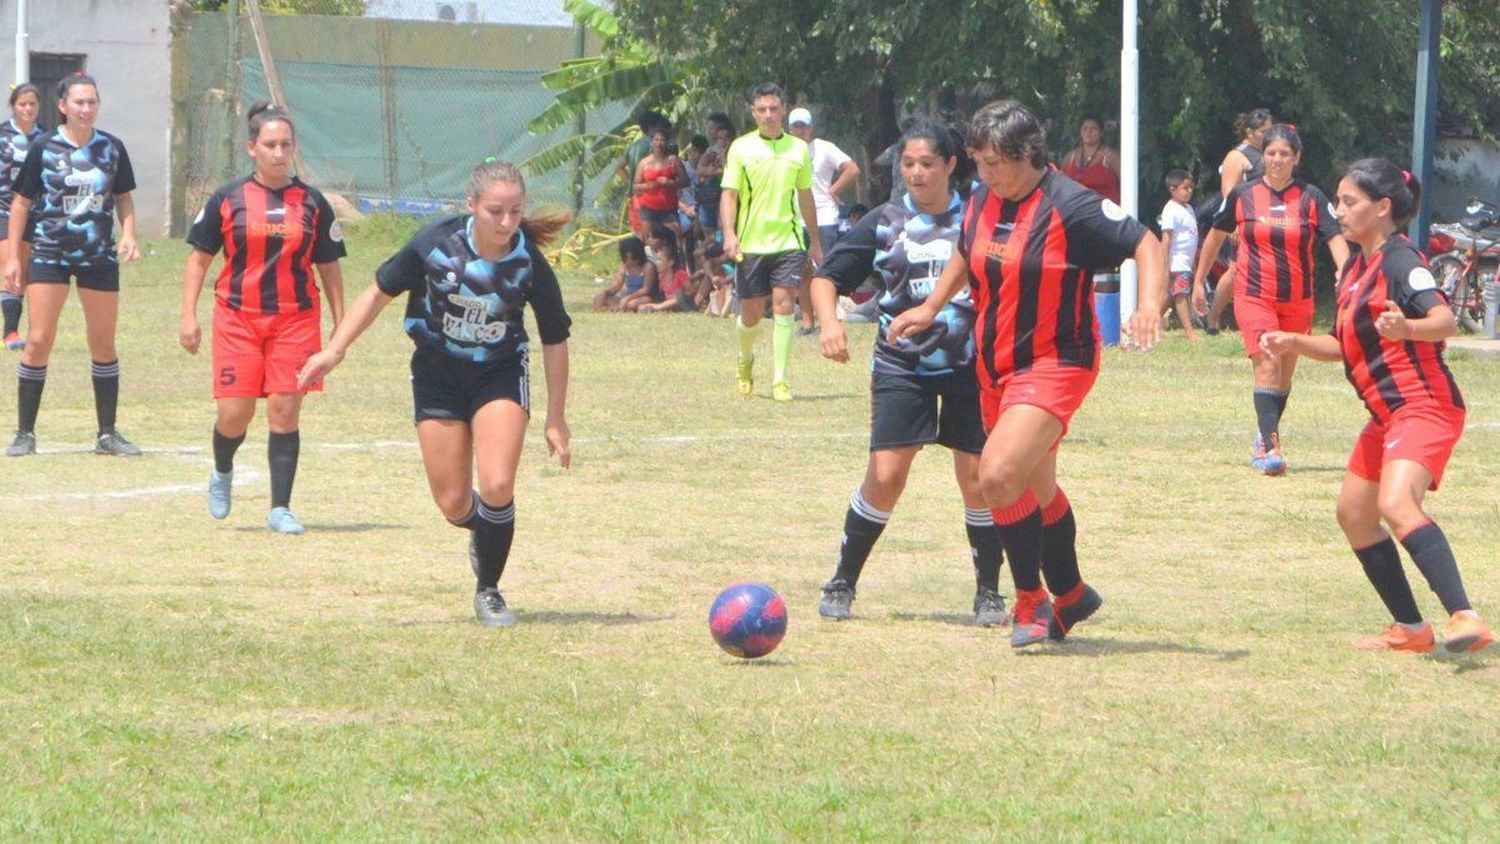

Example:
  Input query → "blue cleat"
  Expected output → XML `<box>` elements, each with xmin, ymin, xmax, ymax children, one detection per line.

<box><xmin>208</xmin><ymin>469</ymin><xmax>232</xmax><ymax>519</ymax></box>
<box><xmin>1261</xmin><ymin>434</ymin><xmax>1287</xmax><ymax>476</ymax></box>
<box><xmin>1250</xmin><ymin>434</ymin><xmax>1268</xmax><ymax>473</ymax></box>
<box><xmin>266</xmin><ymin>507</ymin><xmax>305</xmax><ymax>535</ymax></box>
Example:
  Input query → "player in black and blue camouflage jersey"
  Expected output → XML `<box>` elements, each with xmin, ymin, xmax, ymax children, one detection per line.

<box><xmin>4</xmin><ymin>74</ymin><xmax>141</xmax><ymax>457</ymax></box>
<box><xmin>809</xmin><ymin>123</ymin><xmax>1007</xmax><ymax>626</ymax></box>
<box><xmin>0</xmin><ymin>83</ymin><xmax>43</xmax><ymax>351</ymax></box>
<box><xmin>298</xmin><ymin>159</ymin><xmax>572</xmax><ymax>628</ymax></box>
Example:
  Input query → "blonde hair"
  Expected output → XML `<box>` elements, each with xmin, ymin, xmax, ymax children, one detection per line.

<box><xmin>466</xmin><ymin>158</ymin><xmax>570</xmax><ymax>248</ymax></box>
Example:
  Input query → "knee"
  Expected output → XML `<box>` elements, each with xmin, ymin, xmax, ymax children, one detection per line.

<box><xmin>477</xmin><ymin>478</ymin><xmax>515</xmax><ymax>507</ymax></box>
<box><xmin>1377</xmin><ymin>491</ymin><xmax>1425</xmax><ymax>535</ymax></box>
<box><xmin>434</xmin><ymin>487</ymin><xmax>475</xmax><ymax>522</ymax></box>
<box><xmin>1335</xmin><ymin>497</ymin><xmax>1370</xmax><ymax>537</ymax></box>
<box><xmin>979</xmin><ymin>466</ymin><xmax>1027</xmax><ymax>509</ymax></box>
<box><xmin>266</xmin><ymin>404</ymin><xmax>301</xmax><ymax>433</ymax></box>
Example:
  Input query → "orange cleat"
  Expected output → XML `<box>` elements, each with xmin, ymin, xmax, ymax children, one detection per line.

<box><xmin>1351</xmin><ymin>622</ymin><xmax>1434</xmax><ymax>653</ymax></box>
<box><xmin>1443</xmin><ymin>612</ymin><xmax>1494</xmax><ymax>654</ymax></box>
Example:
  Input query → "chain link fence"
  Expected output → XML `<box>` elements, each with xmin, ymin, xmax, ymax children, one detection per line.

<box><xmin>172</xmin><ymin>0</ymin><xmax>622</xmax><ymax>233</ymax></box>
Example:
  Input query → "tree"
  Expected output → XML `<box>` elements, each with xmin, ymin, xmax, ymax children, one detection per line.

<box><xmin>184</xmin><ymin>0</ymin><xmax>365</xmax><ymax>13</ymax></box>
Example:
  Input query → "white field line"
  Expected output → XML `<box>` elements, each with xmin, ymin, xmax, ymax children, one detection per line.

<box><xmin>20</xmin><ymin>469</ymin><xmax>264</xmax><ymax>503</ymax></box>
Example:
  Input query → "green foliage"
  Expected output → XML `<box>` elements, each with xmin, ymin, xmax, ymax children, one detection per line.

<box><xmin>184</xmin><ymin>0</ymin><xmax>365</xmax><ymax>13</ymax></box>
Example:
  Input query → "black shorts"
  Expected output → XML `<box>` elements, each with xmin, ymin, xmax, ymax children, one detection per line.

<box><xmin>29</xmin><ymin>261</ymin><xmax>120</xmax><ymax>292</ymax></box>
<box><xmin>410</xmin><ymin>346</ymin><xmax>530</xmax><ymax>423</ymax></box>
<box><xmin>736</xmin><ymin>250</ymin><xmax>805</xmax><ymax>299</ymax></box>
<box><xmin>639</xmin><ymin>207</ymin><xmax>677</xmax><ymax>227</ymax></box>
<box><xmin>869</xmin><ymin>367</ymin><xmax>986</xmax><ymax>454</ymax></box>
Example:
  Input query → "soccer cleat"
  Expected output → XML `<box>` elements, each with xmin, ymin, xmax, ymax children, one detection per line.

<box><xmin>797</xmin><ymin>325</ymin><xmax>819</xmax><ymax>337</ymax></box>
<box><xmin>736</xmin><ymin>357</ymin><xmax>754</xmax><ymax>397</ymax></box>
<box><xmin>818</xmin><ymin>578</ymin><xmax>855</xmax><ymax>620</ymax></box>
<box><xmin>1444</xmin><ymin>612</ymin><xmax>1494</xmax><ymax>654</ymax></box>
<box><xmin>1351</xmin><ymin>622</ymin><xmax>1435</xmax><ymax>653</ymax></box>
<box><xmin>771</xmin><ymin>381</ymin><xmax>793</xmax><ymax>402</ymax></box>
<box><xmin>973</xmin><ymin>586</ymin><xmax>1009</xmax><ymax>627</ymax></box>
<box><xmin>1261</xmin><ymin>433</ymin><xmax>1287</xmax><ymax>476</ymax></box>
<box><xmin>473</xmin><ymin>588</ymin><xmax>518</xmax><ymax>627</ymax></box>
<box><xmin>207</xmin><ymin>469</ymin><xmax>233</xmax><ymax>519</ymax></box>
<box><xmin>5</xmin><ymin>429</ymin><xmax>35</xmax><ymax>457</ymax></box>
<box><xmin>1250</xmin><ymin>434</ymin><xmax>1268</xmax><ymax>472</ymax></box>
<box><xmin>3</xmin><ymin>332</ymin><xmax>22</xmax><ymax>350</ymax></box>
<box><xmin>94</xmin><ymin>429</ymin><xmax>142</xmax><ymax>456</ymax></box>
<box><xmin>266</xmin><ymin>507</ymin><xmax>306</xmax><ymax>535</ymax></box>
<box><xmin>1010</xmin><ymin>588</ymin><xmax>1054</xmax><ymax>648</ymax></box>
<box><xmin>1049</xmin><ymin>583</ymin><xmax>1103</xmax><ymax>641</ymax></box>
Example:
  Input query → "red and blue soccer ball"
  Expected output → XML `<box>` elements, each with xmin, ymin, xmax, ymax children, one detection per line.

<box><xmin>708</xmin><ymin>582</ymin><xmax>787</xmax><ymax>659</ymax></box>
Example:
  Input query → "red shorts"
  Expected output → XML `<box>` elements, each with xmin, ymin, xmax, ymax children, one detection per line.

<box><xmin>212</xmin><ymin>305</ymin><xmax>323</xmax><ymax>399</ymax></box>
<box><xmin>1347</xmin><ymin>405</ymin><xmax>1466</xmax><ymax>491</ymax></box>
<box><xmin>1169</xmin><ymin>271</ymin><xmax>1193</xmax><ymax>298</ymax></box>
<box><xmin>1234</xmin><ymin>295</ymin><xmax>1313</xmax><ymax>358</ymax></box>
<box><xmin>979</xmin><ymin>361</ymin><xmax>1099</xmax><ymax>449</ymax></box>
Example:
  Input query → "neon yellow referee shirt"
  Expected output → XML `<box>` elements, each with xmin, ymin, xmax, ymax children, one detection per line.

<box><xmin>721</xmin><ymin>130</ymin><xmax>813</xmax><ymax>255</ymax></box>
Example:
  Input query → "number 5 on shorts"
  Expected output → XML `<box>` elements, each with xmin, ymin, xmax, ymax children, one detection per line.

<box><xmin>219</xmin><ymin>366</ymin><xmax>237</xmax><ymax>387</ymax></box>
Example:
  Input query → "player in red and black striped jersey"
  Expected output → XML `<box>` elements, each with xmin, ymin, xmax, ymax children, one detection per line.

<box><xmin>1192</xmin><ymin>124</ymin><xmax>1349</xmax><ymax>475</ymax></box>
<box><xmin>1263</xmin><ymin>159</ymin><xmax>1490</xmax><ymax>654</ymax></box>
<box><xmin>888</xmin><ymin>101</ymin><xmax>1167</xmax><ymax>647</ymax></box>
<box><xmin>179</xmin><ymin>102</ymin><xmax>347</xmax><ymax>534</ymax></box>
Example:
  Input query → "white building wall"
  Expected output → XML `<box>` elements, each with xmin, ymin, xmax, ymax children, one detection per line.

<box><xmin>0</xmin><ymin>0</ymin><xmax>174</xmax><ymax>236</ymax></box>
<box><xmin>364</xmin><ymin>0</ymin><xmax>574</xmax><ymax>27</ymax></box>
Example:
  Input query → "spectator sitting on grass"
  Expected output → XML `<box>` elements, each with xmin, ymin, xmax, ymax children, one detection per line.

<box><xmin>641</xmin><ymin>225</ymin><xmax>696</xmax><ymax>313</ymax></box>
<box><xmin>593</xmin><ymin>235</ymin><xmax>657</xmax><ymax>312</ymax></box>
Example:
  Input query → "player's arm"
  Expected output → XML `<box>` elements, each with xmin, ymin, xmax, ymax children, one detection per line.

<box><xmin>315</xmin><ymin>261</ymin><xmax>346</xmax><ymax>328</ymax></box>
<box><xmin>113</xmin><ymin>192</ymin><xmax>140</xmax><ymax>262</ymax></box>
<box><xmin>179</xmin><ymin>249</ymin><xmax>216</xmax><ymax>354</ymax></box>
<box><xmin>2</xmin><ymin>194</ymin><xmax>31</xmax><ymax>293</ymax></box>
<box><xmin>812</xmin><ymin>211</ymin><xmax>878</xmax><ymax>363</ymax></box>
<box><xmin>1126</xmin><ymin>231</ymin><xmax>1167</xmax><ymax>350</ymax></box>
<box><xmin>887</xmin><ymin>251</ymin><xmax>968</xmax><ymax>343</ymax></box>
<box><xmin>1220</xmin><ymin>150</ymin><xmax>1247</xmax><ymax>197</ymax></box>
<box><xmin>1191</xmin><ymin>227</ymin><xmax>1228</xmax><ymax>314</ymax></box>
<box><xmin>541</xmin><ymin>340</ymin><xmax>570</xmax><ymax>468</ymax></box>
<box><xmin>1260</xmin><ymin>330</ymin><xmax>1341</xmax><ymax>361</ymax></box>
<box><xmin>297</xmin><ymin>281</ymin><xmax>395</xmax><ymax>388</ymax></box>
<box><xmin>1161</xmin><ymin>229</ymin><xmax>1174</xmax><ymax>282</ymax></box>
<box><xmin>719</xmin><ymin>188</ymin><xmax>740</xmax><ymax>259</ymax></box>
<box><xmin>1377</xmin><ymin>300</ymin><xmax>1456</xmax><ymax>343</ymax></box>
<box><xmin>797</xmin><ymin>187</ymin><xmax>823</xmax><ymax>265</ymax></box>
<box><xmin>1325</xmin><ymin>235</ymin><xmax>1350</xmax><ymax>282</ymax></box>
<box><xmin>828</xmin><ymin>159</ymin><xmax>860</xmax><ymax>201</ymax></box>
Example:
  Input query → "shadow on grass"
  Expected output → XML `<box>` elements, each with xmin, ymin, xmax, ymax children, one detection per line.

<box><xmin>750</xmin><ymin>393</ymin><xmax>861</xmax><ymax>402</ymax></box>
<box><xmin>1427</xmin><ymin>651</ymin><xmax>1498</xmax><ymax>675</ymax></box>
<box><xmin>232</xmin><ymin>522</ymin><xmax>404</xmax><ymax>534</ymax></box>
<box><xmin>889</xmin><ymin>611</ymin><xmax>987</xmax><ymax>628</ymax></box>
<box><xmin>1015</xmin><ymin>637</ymin><xmax>1251</xmax><ymax>661</ymax></box>
<box><xmin>520</xmin><ymin>610</ymin><xmax>675</xmax><ymax>627</ymax></box>
<box><xmin>723</xmin><ymin>656</ymin><xmax>794</xmax><ymax>667</ymax></box>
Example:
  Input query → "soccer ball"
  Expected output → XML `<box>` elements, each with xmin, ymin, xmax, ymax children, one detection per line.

<box><xmin>708</xmin><ymin>582</ymin><xmax>787</xmax><ymax>659</ymax></box>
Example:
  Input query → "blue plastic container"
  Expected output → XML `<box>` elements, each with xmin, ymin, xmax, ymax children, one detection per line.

<box><xmin>1094</xmin><ymin>271</ymin><xmax>1121</xmax><ymax>346</ymax></box>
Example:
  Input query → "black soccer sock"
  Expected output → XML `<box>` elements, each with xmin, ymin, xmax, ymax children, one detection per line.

<box><xmin>473</xmin><ymin>498</ymin><xmax>516</xmax><ymax>591</ymax></box>
<box><xmin>91</xmin><ymin>359</ymin><xmax>120</xmax><ymax>434</ymax></box>
<box><xmin>212</xmin><ymin>427</ymin><xmax>245</xmax><ymax>474</ymax></box>
<box><xmin>992</xmin><ymin>489</ymin><xmax>1043</xmax><ymax>593</ymax></box>
<box><xmin>965</xmin><ymin>507</ymin><xmax>1004</xmax><ymax>592</ymax></box>
<box><xmin>832</xmin><ymin>489</ymin><xmax>891</xmax><ymax>587</ymax></box>
<box><xmin>1272</xmin><ymin>389</ymin><xmax>1290</xmax><ymax>425</ymax></box>
<box><xmin>1040</xmin><ymin>487</ymin><xmax>1081</xmax><ymax>598</ymax></box>
<box><xmin>1252</xmin><ymin>388</ymin><xmax>1284</xmax><ymax>444</ymax></box>
<box><xmin>1353</xmin><ymin>536</ymin><xmax>1422</xmax><ymax>625</ymax></box>
<box><xmin>447</xmin><ymin>489</ymin><xmax>479</xmax><ymax>530</ymax></box>
<box><xmin>1</xmin><ymin>294</ymin><xmax>20</xmax><ymax>336</ymax></box>
<box><xmin>267</xmin><ymin>429</ymin><xmax>300</xmax><ymax>510</ymax></box>
<box><xmin>1401</xmin><ymin>520</ymin><xmax>1471</xmax><ymax>615</ymax></box>
<box><xmin>17</xmin><ymin>363</ymin><xmax>45</xmax><ymax>432</ymax></box>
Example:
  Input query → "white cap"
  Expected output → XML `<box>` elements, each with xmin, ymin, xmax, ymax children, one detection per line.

<box><xmin>788</xmin><ymin>107</ymin><xmax>812</xmax><ymax>126</ymax></box>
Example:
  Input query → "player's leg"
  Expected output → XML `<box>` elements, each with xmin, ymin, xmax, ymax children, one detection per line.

<box><xmin>1208</xmin><ymin>267</ymin><xmax>1234</xmax><ymax>331</ymax></box>
<box><xmin>469</xmin><ymin>396</ymin><xmax>528</xmax><ymax>627</ymax></box>
<box><xmin>943</xmin><ymin>379</ymin><xmax>1007</xmax><ymax>626</ymax></box>
<box><xmin>8</xmin><ymin>274</ymin><xmax>69</xmax><ymax>455</ymax></box>
<box><xmin>0</xmin><ymin>236</ymin><xmax>22</xmax><ymax>349</ymax></box>
<box><xmin>208</xmin><ymin>396</ymin><xmax>257</xmax><ymax>519</ymax></box>
<box><xmin>1173</xmin><ymin>294</ymin><xmax>1200</xmax><ymax>341</ymax></box>
<box><xmin>734</xmin><ymin>256</ymin><xmax>771</xmax><ymax>397</ymax></box>
<box><xmin>78</xmin><ymin>274</ymin><xmax>139</xmax><ymax>455</ymax></box>
<box><xmin>818</xmin><ymin>445</ymin><xmax>918</xmax><ymax>620</ymax></box>
<box><xmin>207</xmin><ymin>306</ymin><xmax>265</xmax><ymax>518</ymax></box>
<box><xmin>979</xmin><ymin>404</ymin><xmax>1064</xmax><ymax>647</ymax></box>
<box><xmin>770</xmin><ymin>283</ymin><xmax>797</xmax><ymax>400</ymax></box>
<box><xmin>263</xmin><ymin>392</ymin><xmax>305</xmax><ymax>533</ymax></box>
<box><xmin>1338</xmin><ymin>461</ymin><xmax>1431</xmax><ymax>652</ymax></box>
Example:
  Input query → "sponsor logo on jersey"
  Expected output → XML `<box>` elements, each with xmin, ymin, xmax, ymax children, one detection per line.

<box><xmin>1408</xmin><ymin>267</ymin><xmax>1436</xmax><ymax>291</ymax></box>
<box><xmin>1101</xmin><ymin>199</ymin><xmax>1128</xmax><ymax>221</ymax></box>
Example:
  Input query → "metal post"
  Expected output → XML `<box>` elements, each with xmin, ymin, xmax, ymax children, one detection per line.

<box><xmin>1118</xmin><ymin>0</ymin><xmax>1140</xmax><ymax>331</ymax></box>
<box><xmin>227</xmin><ymin>0</ymin><xmax>242</xmax><ymax>181</ymax></box>
<box><xmin>1409</xmin><ymin>0</ymin><xmax>1441</xmax><ymax>246</ymax></box>
<box><xmin>572</xmin><ymin>19</ymin><xmax>587</xmax><ymax>218</ymax></box>
<box><xmin>15</xmin><ymin>0</ymin><xmax>29</xmax><ymax>84</ymax></box>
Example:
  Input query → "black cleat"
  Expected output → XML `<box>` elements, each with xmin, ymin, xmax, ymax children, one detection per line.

<box><xmin>5</xmin><ymin>429</ymin><xmax>35</xmax><ymax>457</ymax></box>
<box><xmin>819</xmin><ymin>578</ymin><xmax>855</xmax><ymax>620</ymax></box>
<box><xmin>94</xmin><ymin>429</ymin><xmax>142</xmax><ymax>456</ymax></box>
<box><xmin>973</xmin><ymin>586</ymin><xmax>1010</xmax><ymax>627</ymax></box>
<box><xmin>1048</xmin><ymin>584</ymin><xmax>1104</xmax><ymax>641</ymax></box>
<box><xmin>473</xmin><ymin>588</ymin><xmax>517</xmax><ymax>628</ymax></box>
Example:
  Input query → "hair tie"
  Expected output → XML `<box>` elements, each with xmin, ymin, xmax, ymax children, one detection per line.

<box><xmin>1285</xmin><ymin>122</ymin><xmax>1297</xmax><ymax>132</ymax></box>
<box><xmin>1401</xmin><ymin>169</ymin><xmax>1413</xmax><ymax>186</ymax></box>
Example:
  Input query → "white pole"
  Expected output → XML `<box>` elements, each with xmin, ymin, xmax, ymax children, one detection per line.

<box><xmin>1119</xmin><ymin>0</ymin><xmax>1139</xmax><ymax>335</ymax></box>
<box><xmin>14</xmin><ymin>0</ymin><xmax>29</xmax><ymax>84</ymax></box>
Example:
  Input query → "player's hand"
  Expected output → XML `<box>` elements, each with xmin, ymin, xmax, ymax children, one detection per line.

<box><xmin>1126</xmin><ymin>307</ymin><xmax>1162</xmax><ymax>351</ymax></box>
<box><xmin>1190</xmin><ymin>282</ymin><xmax>1208</xmax><ymax>317</ymax></box>
<box><xmin>545</xmin><ymin>416</ymin><xmax>571</xmax><ymax>469</ymax></box>
<box><xmin>886</xmin><ymin>304</ymin><xmax>936</xmax><ymax>346</ymax></box>
<box><xmin>1374</xmin><ymin>300</ymin><xmax>1411</xmax><ymax>340</ymax></box>
<box><xmin>179</xmin><ymin>315</ymin><xmax>201</xmax><ymax>355</ymax></box>
<box><xmin>1259</xmin><ymin>331</ymin><xmax>1298</xmax><ymax>356</ymax></box>
<box><xmin>2</xmin><ymin>259</ymin><xmax>20</xmax><ymax>295</ymax></box>
<box><xmin>721</xmin><ymin>234</ymin><xmax>740</xmax><ymax>264</ymax></box>
<box><xmin>117</xmin><ymin>237</ymin><xmax>141</xmax><ymax>263</ymax></box>
<box><xmin>809</xmin><ymin>242</ymin><xmax>824</xmax><ymax>267</ymax></box>
<box><xmin>296</xmin><ymin>348</ymin><xmax>343</xmax><ymax>389</ymax></box>
<box><xmin>819</xmin><ymin>321</ymin><xmax>849</xmax><ymax>363</ymax></box>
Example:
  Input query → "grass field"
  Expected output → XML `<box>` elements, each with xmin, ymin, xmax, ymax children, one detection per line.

<box><xmin>3</xmin><ymin>221</ymin><xmax>1499</xmax><ymax>839</ymax></box>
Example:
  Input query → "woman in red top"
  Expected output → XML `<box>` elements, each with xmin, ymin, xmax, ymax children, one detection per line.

<box><xmin>889</xmin><ymin>100</ymin><xmax>1165</xmax><ymax>647</ymax></box>
<box><xmin>633</xmin><ymin>127</ymin><xmax>687</xmax><ymax>239</ymax></box>
<box><xmin>1263</xmin><ymin>159</ymin><xmax>1488</xmax><ymax>654</ymax></box>
<box><xmin>1060</xmin><ymin>113</ymin><xmax>1120</xmax><ymax>205</ymax></box>
<box><xmin>179</xmin><ymin>101</ymin><xmax>347</xmax><ymax>534</ymax></box>
<box><xmin>1192</xmin><ymin>124</ymin><xmax>1348</xmax><ymax>475</ymax></box>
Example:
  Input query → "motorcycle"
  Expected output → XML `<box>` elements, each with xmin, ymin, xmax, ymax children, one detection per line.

<box><xmin>1428</xmin><ymin>198</ymin><xmax>1500</xmax><ymax>334</ymax></box>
